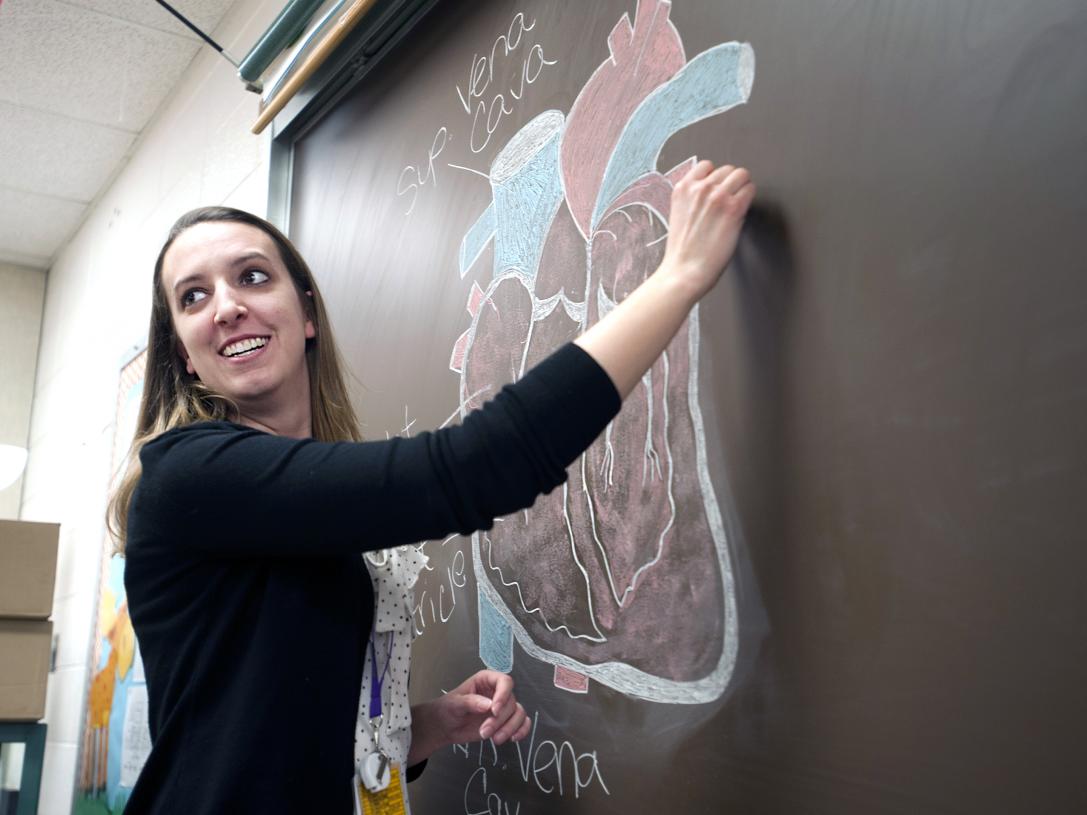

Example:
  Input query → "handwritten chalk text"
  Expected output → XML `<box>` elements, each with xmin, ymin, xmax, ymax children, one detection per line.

<box><xmin>454</xmin><ymin>13</ymin><xmax>557</xmax><ymax>154</ymax></box>
<box><xmin>413</xmin><ymin>543</ymin><xmax>467</xmax><ymax>637</ymax></box>
<box><xmin>396</xmin><ymin>126</ymin><xmax>449</xmax><ymax>216</ymax></box>
<box><xmin>454</xmin><ymin>709</ymin><xmax>609</xmax><ymax>811</ymax></box>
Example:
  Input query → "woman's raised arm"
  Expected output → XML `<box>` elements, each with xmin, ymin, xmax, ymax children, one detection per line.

<box><xmin>575</xmin><ymin>161</ymin><xmax>755</xmax><ymax>398</ymax></box>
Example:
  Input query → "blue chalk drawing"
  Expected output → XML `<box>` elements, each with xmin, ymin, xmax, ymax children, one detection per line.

<box><xmin>459</xmin><ymin>110</ymin><xmax>566</xmax><ymax>288</ymax></box>
<box><xmin>478</xmin><ymin>589</ymin><xmax>514</xmax><ymax>673</ymax></box>
<box><xmin>592</xmin><ymin>42</ymin><xmax>755</xmax><ymax>229</ymax></box>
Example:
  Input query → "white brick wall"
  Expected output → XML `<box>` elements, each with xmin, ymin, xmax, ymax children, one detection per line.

<box><xmin>21</xmin><ymin>1</ymin><xmax>282</xmax><ymax>810</ymax></box>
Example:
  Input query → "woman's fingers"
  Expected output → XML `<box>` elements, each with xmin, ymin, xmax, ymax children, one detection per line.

<box><xmin>466</xmin><ymin>670</ymin><xmax>515</xmax><ymax>739</ymax></box>
<box><xmin>685</xmin><ymin>158</ymin><xmax>716</xmax><ymax>183</ymax></box>
<box><xmin>702</xmin><ymin>167</ymin><xmax>751</xmax><ymax>207</ymax></box>
<box><xmin>512</xmin><ymin>713</ymin><xmax>532</xmax><ymax>742</ymax></box>
<box><xmin>461</xmin><ymin>694</ymin><xmax>493</xmax><ymax>715</ymax></box>
<box><xmin>722</xmin><ymin>166</ymin><xmax>751</xmax><ymax>195</ymax></box>
<box><xmin>735</xmin><ymin>180</ymin><xmax>757</xmax><ymax>210</ymax></box>
<box><xmin>489</xmin><ymin>702</ymin><xmax>528</xmax><ymax>745</ymax></box>
<box><xmin>479</xmin><ymin>691</ymin><xmax>517</xmax><ymax>741</ymax></box>
<box><xmin>490</xmin><ymin>673</ymin><xmax>514</xmax><ymax>715</ymax></box>
<box><xmin>704</xmin><ymin>163</ymin><xmax>735</xmax><ymax>187</ymax></box>
<box><xmin>447</xmin><ymin>669</ymin><xmax>531</xmax><ymax>745</ymax></box>
<box><xmin>474</xmin><ymin>669</ymin><xmax>513</xmax><ymax>716</ymax></box>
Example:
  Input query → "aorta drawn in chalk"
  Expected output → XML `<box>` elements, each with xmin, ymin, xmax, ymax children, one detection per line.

<box><xmin>450</xmin><ymin>0</ymin><xmax>754</xmax><ymax>704</ymax></box>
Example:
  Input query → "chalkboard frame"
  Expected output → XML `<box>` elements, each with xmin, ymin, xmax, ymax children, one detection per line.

<box><xmin>265</xmin><ymin>0</ymin><xmax>441</xmax><ymax>231</ymax></box>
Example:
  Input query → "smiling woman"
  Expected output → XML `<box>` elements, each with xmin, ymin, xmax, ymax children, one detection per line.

<box><xmin>105</xmin><ymin>208</ymin><xmax>361</xmax><ymax>521</ymax></box>
<box><xmin>104</xmin><ymin>157</ymin><xmax>754</xmax><ymax>814</ymax></box>
<box><xmin>164</xmin><ymin>221</ymin><xmax>317</xmax><ymax>438</ymax></box>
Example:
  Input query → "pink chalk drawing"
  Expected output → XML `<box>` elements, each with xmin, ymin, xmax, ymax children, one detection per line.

<box><xmin>452</xmin><ymin>0</ymin><xmax>754</xmax><ymax>703</ymax></box>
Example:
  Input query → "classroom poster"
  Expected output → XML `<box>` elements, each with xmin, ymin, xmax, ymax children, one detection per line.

<box><xmin>73</xmin><ymin>349</ymin><xmax>149</xmax><ymax>815</ymax></box>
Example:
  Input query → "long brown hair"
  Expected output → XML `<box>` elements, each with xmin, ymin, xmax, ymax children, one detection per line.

<box><xmin>106</xmin><ymin>207</ymin><xmax>361</xmax><ymax>552</ymax></box>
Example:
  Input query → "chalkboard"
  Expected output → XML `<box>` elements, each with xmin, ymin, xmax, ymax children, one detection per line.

<box><xmin>287</xmin><ymin>1</ymin><xmax>1087</xmax><ymax>811</ymax></box>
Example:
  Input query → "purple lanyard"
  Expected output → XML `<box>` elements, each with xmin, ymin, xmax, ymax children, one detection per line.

<box><xmin>368</xmin><ymin>632</ymin><xmax>395</xmax><ymax>720</ymax></box>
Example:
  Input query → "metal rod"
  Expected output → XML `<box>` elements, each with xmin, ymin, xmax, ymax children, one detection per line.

<box><xmin>152</xmin><ymin>0</ymin><xmax>239</xmax><ymax>68</ymax></box>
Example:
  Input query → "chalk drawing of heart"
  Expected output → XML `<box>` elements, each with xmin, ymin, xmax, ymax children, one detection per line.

<box><xmin>451</xmin><ymin>0</ymin><xmax>754</xmax><ymax>703</ymax></box>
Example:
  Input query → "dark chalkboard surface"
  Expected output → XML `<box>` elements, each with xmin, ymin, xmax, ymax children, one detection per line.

<box><xmin>288</xmin><ymin>1</ymin><xmax>1087</xmax><ymax>811</ymax></box>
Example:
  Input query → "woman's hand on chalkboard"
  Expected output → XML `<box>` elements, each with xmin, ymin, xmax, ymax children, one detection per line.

<box><xmin>408</xmin><ymin>670</ymin><xmax>531</xmax><ymax>763</ymax></box>
<box><xmin>574</xmin><ymin>160</ymin><xmax>755</xmax><ymax>398</ymax></box>
<box><xmin>663</xmin><ymin>160</ymin><xmax>756</xmax><ymax>300</ymax></box>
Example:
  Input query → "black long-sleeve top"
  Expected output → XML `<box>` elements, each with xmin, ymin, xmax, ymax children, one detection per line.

<box><xmin>121</xmin><ymin>343</ymin><xmax>620</xmax><ymax>813</ymax></box>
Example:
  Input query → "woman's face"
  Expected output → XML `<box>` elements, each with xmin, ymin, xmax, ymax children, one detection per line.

<box><xmin>160</xmin><ymin>221</ymin><xmax>315</xmax><ymax>418</ymax></box>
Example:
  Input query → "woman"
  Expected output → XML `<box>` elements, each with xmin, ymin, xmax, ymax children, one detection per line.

<box><xmin>108</xmin><ymin>160</ymin><xmax>754</xmax><ymax>812</ymax></box>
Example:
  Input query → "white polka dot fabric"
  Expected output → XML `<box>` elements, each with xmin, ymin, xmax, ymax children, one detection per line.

<box><xmin>354</xmin><ymin>544</ymin><xmax>428</xmax><ymax>781</ymax></box>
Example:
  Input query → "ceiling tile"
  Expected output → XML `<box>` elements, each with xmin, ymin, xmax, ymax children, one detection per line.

<box><xmin>0</xmin><ymin>101</ymin><xmax>136</xmax><ymax>202</ymax></box>
<box><xmin>0</xmin><ymin>188</ymin><xmax>86</xmax><ymax>262</ymax></box>
<box><xmin>0</xmin><ymin>0</ymin><xmax>201</xmax><ymax>132</ymax></box>
<box><xmin>57</xmin><ymin>1</ymin><xmax>236</xmax><ymax>40</ymax></box>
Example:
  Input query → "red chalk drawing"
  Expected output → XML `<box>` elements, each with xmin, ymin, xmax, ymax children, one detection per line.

<box><xmin>553</xmin><ymin>665</ymin><xmax>590</xmax><ymax>694</ymax></box>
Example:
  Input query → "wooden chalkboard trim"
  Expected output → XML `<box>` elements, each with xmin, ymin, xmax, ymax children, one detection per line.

<box><xmin>253</xmin><ymin>0</ymin><xmax>381</xmax><ymax>134</ymax></box>
<box><xmin>261</xmin><ymin>0</ymin><xmax>439</xmax><ymax>142</ymax></box>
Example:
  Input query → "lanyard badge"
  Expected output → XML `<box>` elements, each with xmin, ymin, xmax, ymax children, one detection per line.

<box><xmin>355</xmin><ymin>730</ymin><xmax>409</xmax><ymax>815</ymax></box>
<box><xmin>354</xmin><ymin>633</ymin><xmax>410</xmax><ymax>815</ymax></box>
<box><xmin>354</xmin><ymin>763</ymin><xmax>409</xmax><ymax>815</ymax></box>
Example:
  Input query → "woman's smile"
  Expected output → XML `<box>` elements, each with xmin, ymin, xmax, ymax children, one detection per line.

<box><xmin>219</xmin><ymin>335</ymin><xmax>271</xmax><ymax>360</ymax></box>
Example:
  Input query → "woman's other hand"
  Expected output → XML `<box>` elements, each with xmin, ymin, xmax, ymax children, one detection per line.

<box><xmin>440</xmin><ymin>669</ymin><xmax>531</xmax><ymax>745</ymax></box>
<box><xmin>408</xmin><ymin>670</ymin><xmax>531</xmax><ymax>764</ymax></box>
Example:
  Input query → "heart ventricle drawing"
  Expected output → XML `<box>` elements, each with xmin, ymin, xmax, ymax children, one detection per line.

<box><xmin>450</xmin><ymin>0</ymin><xmax>754</xmax><ymax>704</ymax></box>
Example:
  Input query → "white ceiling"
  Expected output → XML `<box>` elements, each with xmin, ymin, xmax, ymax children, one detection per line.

<box><xmin>0</xmin><ymin>0</ymin><xmax>239</xmax><ymax>269</ymax></box>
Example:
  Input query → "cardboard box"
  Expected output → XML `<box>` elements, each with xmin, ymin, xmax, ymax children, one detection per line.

<box><xmin>0</xmin><ymin>520</ymin><xmax>59</xmax><ymax>618</ymax></box>
<box><xmin>0</xmin><ymin>619</ymin><xmax>52</xmax><ymax>720</ymax></box>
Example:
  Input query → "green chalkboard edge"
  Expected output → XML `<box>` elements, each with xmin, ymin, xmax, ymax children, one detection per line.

<box><xmin>265</xmin><ymin>0</ymin><xmax>440</xmax><ymax>232</ymax></box>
